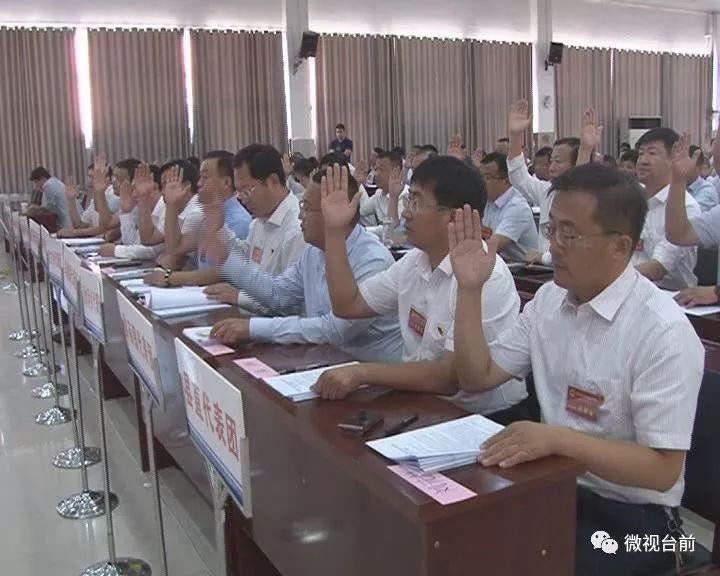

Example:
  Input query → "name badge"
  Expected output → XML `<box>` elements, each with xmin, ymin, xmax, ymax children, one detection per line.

<box><xmin>251</xmin><ymin>246</ymin><xmax>263</xmax><ymax>264</ymax></box>
<box><xmin>566</xmin><ymin>386</ymin><xmax>604</xmax><ymax>422</ymax></box>
<box><xmin>481</xmin><ymin>226</ymin><xmax>493</xmax><ymax>240</ymax></box>
<box><xmin>635</xmin><ymin>239</ymin><xmax>644</xmax><ymax>252</ymax></box>
<box><xmin>408</xmin><ymin>307</ymin><xmax>427</xmax><ymax>338</ymax></box>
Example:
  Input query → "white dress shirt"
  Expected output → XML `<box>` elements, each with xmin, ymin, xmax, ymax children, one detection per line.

<box><xmin>482</xmin><ymin>187</ymin><xmax>539</xmax><ymax>262</ymax></box>
<box><xmin>632</xmin><ymin>185</ymin><xmax>699</xmax><ymax>290</ymax></box>
<box><xmin>114</xmin><ymin>203</ymin><xmax>164</xmax><ymax>260</ymax></box>
<box><xmin>507</xmin><ymin>153</ymin><xmax>553</xmax><ymax>254</ymax></box>
<box><xmin>359</xmin><ymin>186</ymin><xmax>410</xmax><ymax>237</ymax></box>
<box><xmin>359</xmin><ymin>248</ymin><xmax>526</xmax><ymax>414</ymax></box>
<box><xmin>489</xmin><ymin>263</ymin><xmax>703</xmax><ymax>507</ymax></box>
<box><xmin>81</xmin><ymin>186</ymin><xmax>120</xmax><ymax>227</ymax></box>
<box><xmin>233</xmin><ymin>193</ymin><xmax>305</xmax><ymax>276</ymax></box>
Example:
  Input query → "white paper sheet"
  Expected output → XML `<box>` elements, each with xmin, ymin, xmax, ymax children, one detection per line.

<box><xmin>262</xmin><ymin>362</ymin><xmax>360</xmax><ymax>402</ymax></box>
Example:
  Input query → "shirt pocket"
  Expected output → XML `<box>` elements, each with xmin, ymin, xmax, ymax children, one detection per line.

<box><xmin>418</xmin><ymin>316</ymin><xmax>452</xmax><ymax>360</ymax></box>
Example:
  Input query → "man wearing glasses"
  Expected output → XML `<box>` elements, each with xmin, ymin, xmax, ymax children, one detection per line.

<box><xmin>312</xmin><ymin>156</ymin><xmax>528</xmax><ymax>423</ymax></box>
<box><xmin>449</xmin><ymin>164</ymin><xmax>703</xmax><ymax>576</ymax></box>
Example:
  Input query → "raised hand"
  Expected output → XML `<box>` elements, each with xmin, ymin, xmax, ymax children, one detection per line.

<box><xmin>508</xmin><ymin>100</ymin><xmax>532</xmax><ymax>135</ymax></box>
<box><xmin>671</xmin><ymin>132</ymin><xmax>698</xmax><ymax>183</ymax></box>
<box><xmin>321</xmin><ymin>163</ymin><xmax>360</xmax><ymax>231</ymax></box>
<box><xmin>92</xmin><ymin>153</ymin><xmax>109</xmax><ymax>194</ymax></box>
<box><xmin>163</xmin><ymin>164</ymin><xmax>186</xmax><ymax>208</ymax></box>
<box><xmin>388</xmin><ymin>166</ymin><xmax>404</xmax><ymax>199</ymax></box>
<box><xmin>471</xmin><ymin>147</ymin><xmax>485</xmax><ymax>168</ymax></box>
<box><xmin>64</xmin><ymin>174</ymin><xmax>78</xmax><ymax>200</ymax></box>
<box><xmin>448</xmin><ymin>205</ymin><xmax>498</xmax><ymax>290</ymax></box>
<box><xmin>354</xmin><ymin>159</ymin><xmax>368</xmax><ymax>185</ymax></box>
<box><xmin>133</xmin><ymin>163</ymin><xmax>155</xmax><ymax>201</ymax></box>
<box><xmin>447</xmin><ymin>134</ymin><xmax>466</xmax><ymax>160</ymax></box>
<box><xmin>119</xmin><ymin>179</ymin><xmax>134</xmax><ymax>213</ymax></box>
<box><xmin>282</xmin><ymin>153</ymin><xmax>293</xmax><ymax>177</ymax></box>
<box><xmin>580</xmin><ymin>107</ymin><xmax>603</xmax><ymax>152</ymax></box>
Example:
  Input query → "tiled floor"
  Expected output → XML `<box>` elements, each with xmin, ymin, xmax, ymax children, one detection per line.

<box><xmin>0</xmin><ymin>269</ymin><xmax>213</xmax><ymax>575</ymax></box>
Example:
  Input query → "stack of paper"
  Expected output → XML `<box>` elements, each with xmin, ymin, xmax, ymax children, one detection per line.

<box><xmin>366</xmin><ymin>415</ymin><xmax>504</xmax><ymax>473</ymax></box>
<box><xmin>58</xmin><ymin>237</ymin><xmax>105</xmax><ymax>246</ymax></box>
<box><xmin>262</xmin><ymin>362</ymin><xmax>359</xmax><ymax>402</ymax></box>
<box><xmin>108</xmin><ymin>267</ymin><xmax>161</xmax><ymax>281</ymax></box>
<box><xmin>143</xmin><ymin>286</ymin><xmax>230</xmax><ymax>318</ymax></box>
<box><xmin>182</xmin><ymin>326</ymin><xmax>234</xmax><ymax>355</ymax></box>
<box><xmin>86</xmin><ymin>255</ymin><xmax>136</xmax><ymax>266</ymax></box>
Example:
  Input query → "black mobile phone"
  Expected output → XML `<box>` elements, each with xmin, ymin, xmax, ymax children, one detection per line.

<box><xmin>337</xmin><ymin>410</ymin><xmax>383</xmax><ymax>435</ymax></box>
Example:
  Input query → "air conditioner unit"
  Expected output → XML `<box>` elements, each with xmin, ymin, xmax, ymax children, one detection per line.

<box><xmin>621</xmin><ymin>116</ymin><xmax>663</xmax><ymax>149</ymax></box>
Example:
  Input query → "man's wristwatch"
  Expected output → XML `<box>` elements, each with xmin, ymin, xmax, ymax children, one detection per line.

<box><xmin>163</xmin><ymin>268</ymin><xmax>173</xmax><ymax>288</ymax></box>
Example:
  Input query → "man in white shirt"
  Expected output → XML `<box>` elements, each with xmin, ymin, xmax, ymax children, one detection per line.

<box><xmin>312</xmin><ymin>157</ymin><xmax>527</xmax><ymax>420</ymax></box>
<box><xmin>450</xmin><ymin>164</ymin><xmax>703</xmax><ymax>576</ymax></box>
<box><xmin>477</xmin><ymin>152</ymin><xmax>538</xmax><ymax>262</ymax></box>
<box><xmin>634</xmin><ymin>128</ymin><xmax>699</xmax><ymax>290</ymax></box>
<box><xmin>686</xmin><ymin>145</ymin><xmax>718</xmax><ymax>212</ymax></box>
<box><xmin>506</xmin><ymin>100</ymin><xmax>580</xmax><ymax>264</ymax></box>
<box><xmin>359</xmin><ymin>149</ymin><xmax>408</xmax><ymax>237</ymax></box>
<box><xmin>58</xmin><ymin>163</ymin><xmax>117</xmax><ymax>238</ymax></box>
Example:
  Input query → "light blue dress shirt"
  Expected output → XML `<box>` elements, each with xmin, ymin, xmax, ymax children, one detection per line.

<box><xmin>224</xmin><ymin>195</ymin><xmax>252</xmax><ymax>240</ymax></box>
<box><xmin>482</xmin><ymin>187</ymin><xmax>539</xmax><ymax>262</ymax></box>
<box><xmin>687</xmin><ymin>177</ymin><xmax>718</xmax><ymax>213</ymax></box>
<box><xmin>220</xmin><ymin>225</ymin><xmax>404</xmax><ymax>362</ymax></box>
<box><xmin>41</xmin><ymin>177</ymin><xmax>70</xmax><ymax>229</ymax></box>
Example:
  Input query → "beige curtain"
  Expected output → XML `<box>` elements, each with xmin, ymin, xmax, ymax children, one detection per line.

<box><xmin>89</xmin><ymin>29</ymin><xmax>188</xmax><ymax>163</ymax></box>
<box><xmin>555</xmin><ymin>47</ymin><xmax>613</xmax><ymax>153</ymax></box>
<box><xmin>394</xmin><ymin>37</ymin><xmax>470</xmax><ymax>153</ymax></box>
<box><xmin>191</xmin><ymin>30</ymin><xmax>286</xmax><ymax>155</ymax></box>
<box><xmin>662</xmin><ymin>53</ymin><xmax>712</xmax><ymax>145</ymax></box>
<box><xmin>316</xmin><ymin>35</ymin><xmax>398</xmax><ymax>162</ymax></box>
<box><xmin>469</xmin><ymin>41</ymin><xmax>533</xmax><ymax>153</ymax></box>
<box><xmin>0</xmin><ymin>28</ymin><xmax>84</xmax><ymax>195</ymax></box>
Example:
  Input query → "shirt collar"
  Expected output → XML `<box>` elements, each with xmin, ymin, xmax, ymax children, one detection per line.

<box><xmin>562</xmin><ymin>262</ymin><xmax>638</xmax><ymax>322</ymax></box>
<box><xmin>417</xmin><ymin>251</ymin><xmax>454</xmax><ymax>281</ymax></box>
<box><xmin>648</xmin><ymin>184</ymin><xmax>670</xmax><ymax>206</ymax></box>
<box><xmin>492</xmin><ymin>187</ymin><xmax>516</xmax><ymax>209</ymax></box>
<box><xmin>689</xmin><ymin>177</ymin><xmax>705</xmax><ymax>192</ymax></box>
<box><xmin>268</xmin><ymin>192</ymin><xmax>296</xmax><ymax>226</ymax></box>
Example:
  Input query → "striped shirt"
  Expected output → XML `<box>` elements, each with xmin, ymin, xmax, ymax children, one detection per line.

<box><xmin>489</xmin><ymin>263</ymin><xmax>703</xmax><ymax>506</ymax></box>
<box><xmin>507</xmin><ymin>153</ymin><xmax>553</xmax><ymax>254</ymax></box>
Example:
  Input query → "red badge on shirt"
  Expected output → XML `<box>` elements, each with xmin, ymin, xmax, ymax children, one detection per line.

<box><xmin>251</xmin><ymin>246</ymin><xmax>263</xmax><ymax>264</ymax></box>
<box><xmin>566</xmin><ymin>386</ymin><xmax>605</xmax><ymax>422</ymax></box>
<box><xmin>481</xmin><ymin>226</ymin><xmax>494</xmax><ymax>240</ymax></box>
<box><xmin>408</xmin><ymin>307</ymin><xmax>427</xmax><ymax>338</ymax></box>
<box><xmin>635</xmin><ymin>239</ymin><xmax>644</xmax><ymax>252</ymax></box>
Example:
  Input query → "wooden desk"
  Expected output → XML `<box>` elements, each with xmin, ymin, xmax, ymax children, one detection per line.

<box><xmin>100</xmin><ymin>272</ymin><xmax>583</xmax><ymax>576</ymax></box>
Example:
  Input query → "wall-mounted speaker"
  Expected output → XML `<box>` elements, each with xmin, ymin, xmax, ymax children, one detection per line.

<box><xmin>299</xmin><ymin>31</ymin><xmax>319</xmax><ymax>59</ymax></box>
<box><xmin>547</xmin><ymin>42</ymin><xmax>564</xmax><ymax>65</ymax></box>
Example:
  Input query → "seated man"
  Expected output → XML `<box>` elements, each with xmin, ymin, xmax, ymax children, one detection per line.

<box><xmin>506</xmin><ymin>100</ymin><xmax>580</xmax><ymax>264</ymax></box>
<box><xmin>531</xmin><ymin>147</ymin><xmax>552</xmax><ymax>181</ymax></box>
<box><xmin>477</xmin><ymin>152</ymin><xmax>538</xmax><ymax>262</ymax></box>
<box><xmin>27</xmin><ymin>166</ymin><xmax>71</xmax><ymax>230</ymax></box>
<box><xmin>358</xmin><ymin>149</ymin><xmax>408</xmax><ymax>237</ymax></box>
<box><xmin>208</xmin><ymin>169</ymin><xmax>403</xmax><ymax>363</ymax></box>
<box><xmin>312</xmin><ymin>158</ymin><xmax>527</xmax><ymax>420</ymax></box>
<box><xmin>157</xmin><ymin>145</ymin><xmax>305</xmax><ymax>290</ymax></box>
<box><xmin>618</xmin><ymin>150</ymin><xmax>638</xmax><ymax>178</ymax></box>
<box><xmin>450</xmin><ymin>164</ymin><xmax>703</xmax><ymax>576</ymax></box>
<box><xmin>98</xmin><ymin>164</ymin><xmax>166</xmax><ymax>260</ymax></box>
<box><xmin>59</xmin><ymin>163</ymin><xmax>118</xmax><ymax>237</ymax></box>
<box><xmin>686</xmin><ymin>145</ymin><xmax>718</xmax><ymax>212</ymax></box>
<box><xmin>634</xmin><ymin>128</ymin><xmax>699</xmax><ymax>290</ymax></box>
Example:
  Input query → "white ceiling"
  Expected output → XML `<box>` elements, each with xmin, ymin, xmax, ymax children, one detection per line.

<box><xmin>595</xmin><ymin>0</ymin><xmax>720</xmax><ymax>12</ymax></box>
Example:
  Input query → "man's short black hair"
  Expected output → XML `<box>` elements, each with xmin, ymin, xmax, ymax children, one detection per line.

<box><xmin>319</xmin><ymin>152</ymin><xmax>348</xmax><ymax>168</ymax></box>
<box><xmin>497</xmin><ymin>137</ymin><xmax>510</xmax><ymax>144</ymax></box>
<box><xmin>391</xmin><ymin>146</ymin><xmax>406</xmax><ymax>158</ymax></box>
<box><xmin>480</xmin><ymin>152</ymin><xmax>509</xmax><ymax>179</ymax></box>
<box><xmin>311</xmin><ymin>168</ymin><xmax>359</xmax><ymax>202</ymax></box>
<box><xmin>335</xmin><ymin>123</ymin><xmax>345</xmax><ymax>131</ymax></box>
<box><xmin>160</xmin><ymin>159</ymin><xmax>199</xmax><ymax>195</ymax></box>
<box><xmin>294</xmin><ymin>157</ymin><xmax>319</xmax><ymax>178</ymax></box>
<box><xmin>187</xmin><ymin>156</ymin><xmax>201</xmax><ymax>169</ymax></box>
<box><xmin>420</xmin><ymin>144</ymin><xmax>439</xmax><ymax>154</ymax></box>
<box><xmin>554</xmin><ymin>137</ymin><xmax>581</xmax><ymax>165</ymax></box>
<box><xmin>550</xmin><ymin>164</ymin><xmax>647</xmax><ymax>248</ymax></box>
<box><xmin>619</xmin><ymin>142</ymin><xmax>631</xmax><ymax>151</ymax></box>
<box><xmin>372</xmin><ymin>147</ymin><xmax>385</xmax><ymax>155</ymax></box>
<box><xmin>232</xmin><ymin>144</ymin><xmax>286</xmax><ymax>187</ymax></box>
<box><xmin>636</xmin><ymin>128</ymin><xmax>679</xmax><ymax>155</ymax></box>
<box><xmin>115</xmin><ymin>158</ymin><xmax>142</xmax><ymax>181</ymax></box>
<box><xmin>689</xmin><ymin>145</ymin><xmax>706</xmax><ymax>167</ymax></box>
<box><xmin>30</xmin><ymin>166</ymin><xmax>51</xmax><ymax>181</ymax></box>
<box><xmin>204</xmin><ymin>150</ymin><xmax>235</xmax><ymax>184</ymax></box>
<box><xmin>535</xmin><ymin>146</ymin><xmax>553</xmax><ymax>160</ymax></box>
<box><xmin>411</xmin><ymin>155</ymin><xmax>487</xmax><ymax>216</ymax></box>
<box><xmin>88</xmin><ymin>163</ymin><xmax>113</xmax><ymax>178</ymax></box>
<box><xmin>620</xmin><ymin>150</ymin><xmax>639</xmax><ymax>165</ymax></box>
<box><xmin>376</xmin><ymin>149</ymin><xmax>404</xmax><ymax>169</ymax></box>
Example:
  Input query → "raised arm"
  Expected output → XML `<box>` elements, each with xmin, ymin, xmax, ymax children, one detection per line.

<box><xmin>162</xmin><ymin>165</ymin><xmax>198</xmax><ymax>256</ymax></box>
<box><xmin>321</xmin><ymin>164</ymin><xmax>378</xmax><ymax>319</ymax></box>
<box><xmin>91</xmin><ymin>155</ymin><xmax>114</xmax><ymax>228</ymax></box>
<box><xmin>577</xmin><ymin>107</ymin><xmax>603</xmax><ymax>166</ymax></box>
<box><xmin>665</xmin><ymin>132</ymin><xmax>701</xmax><ymax>247</ymax></box>
<box><xmin>64</xmin><ymin>175</ymin><xmax>85</xmax><ymax>230</ymax></box>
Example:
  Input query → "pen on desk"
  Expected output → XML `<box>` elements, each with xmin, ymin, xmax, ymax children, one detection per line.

<box><xmin>278</xmin><ymin>362</ymin><xmax>334</xmax><ymax>375</ymax></box>
<box><xmin>384</xmin><ymin>414</ymin><xmax>419</xmax><ymax>437</ymax></box>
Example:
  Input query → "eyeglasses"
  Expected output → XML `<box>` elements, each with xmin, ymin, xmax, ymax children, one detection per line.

<box><xmin>540</xmin><ymin>222</ymin><xmax>621</xmax><ymax>249</ymax></box>
<box><xmin>405</xmin><ymin>195</ymin><xmax>449</xmax><ymax>213</ymax></box>
<box><xmin>299</xmin><ymin>200</ymin><xmax>321</xmax><ymax>214</ymax></box>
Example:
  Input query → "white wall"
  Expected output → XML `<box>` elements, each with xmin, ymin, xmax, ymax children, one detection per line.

<box><xmin>0</xmin><ymin>0</ymin><xmax>712</xmax><ymax>54</ymax></box>
<box><xmin>553</xmin><ymin>0</ymin><xmax>710</xmax><ymax>54</ymax></box>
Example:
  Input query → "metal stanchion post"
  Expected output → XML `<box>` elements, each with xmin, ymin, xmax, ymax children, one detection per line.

<box><xmin>79</xmin><ymin>339</ymin><xmax>151</xmax><ymax>576</ymax></box>
<box><xmin>207</xmin><ymin>462</ymin><xmax>229</xmax><ymax>576</ymax></box>
<box><xmin>142</xmin><ymin>388</ymin><xmax>168</xmax><ymax>576</ymax></box>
